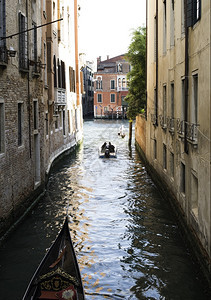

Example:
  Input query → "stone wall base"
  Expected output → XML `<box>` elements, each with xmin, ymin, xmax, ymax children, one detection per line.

<box><xmin>135</xmin><ymin>140</ymin><xmax>211</xmax><ymax>289</ymax></box>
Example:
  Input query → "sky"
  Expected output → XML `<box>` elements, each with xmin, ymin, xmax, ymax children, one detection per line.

<box><xmin>78</xmin><ymin>0</ymin><xmax>146</xmax><ymax>64</ymax></box>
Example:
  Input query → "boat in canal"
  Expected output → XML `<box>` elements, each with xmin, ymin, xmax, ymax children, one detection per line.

<box><xmin>99</xmin><ymin>142</ymin><xmax>117</xmax><ymax>158</ymax></box>
<box><xmin>22</xmin><ymin>216</ymin><xmax>85</xmax><ymax>300</ymax></box>
<box><xmin>118</xmin><ymin>125</ymin><xmax>125</xmax><ymax>138</ymax></box>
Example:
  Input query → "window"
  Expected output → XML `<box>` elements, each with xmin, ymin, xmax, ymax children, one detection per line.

<box><xmin>33</xmin><ymin>100</ymin><xmax>38</xmax><ymax>130</ymax></box>
<box><xmin>180</xmin><ymin>162</ymin><xmax>185</xmax><ymax>194</ymax></box>
<box><xmin>32</xmin><ymin>22</ymin><xmax>37</xmax><ymax>65</ymax></box>
<box><xmin>58</xmin><ymin>59</ymin><xmax>61</xmax><ymax>88</ymax></box>
<box><xmin>96</xmin><ymin>78</ymin><xmax>102</xmax><ymax>90</ymax></box>
<box><xmin>192</xmin><ymin>74</ymin><xmax>198</xmax><ymax>124</ymax></box>
<box><xmin>181</xmin><ymin>0</ymin><xmax>185</xmax><ymax>35</ymax></box>
<box><xmin>61</xmin><ymin>60</ymin><xmax>66</xmax><ymax>89</ymax></box>
<box><xmin>163</xmin><ymin>144</ymin><xmax>167</xmax><ymax>170</ymax></box>
<box><xmin>163</xmin><ymin>0</ymin><xmax>167</xmax><ymax>54</ymax></box>
<box><xmin>54</xmin><ymin>55</ymin><xmax>57</xmax><ymax>87</ymax></box>
<box><xmin>18</xmin><ymin>103</ymin><xmax>23</xmax><ymax>146</ymax></box>
<box><xmin>111</xmin><ymin>94</ymin><xmax>115</xmax><ymax>103</ymax></box>
<box><xmin>163</xmin><ymin>85</ymin><xmax>167</xmax><ymax>126</ymax></box>
<box><xmin>122</xmin><ymin>78</ymin><xmax>126</xmax><ymax>88</ymax></box>
<box><xmin>181</xmin><ymin>78</ymin><xmax>185</xmax><ymax>121</ymax></box>
<box><xmin>110</xmin><ymin>80</ymin><xmax>115</xmax><ymax>90</ymax></box>
<box><xmin>170</xmin><ymin>0</ymin><xmax>175</xmax><ymax>47</ymax></box>
<box><xmin>154</xmin><ymin>16</ymin><xmax>157</xmax><ymax>62</ymax></box>
<box><xmin>153</xmin><ymin>139</ymin><xmax>157</xmax><ymax>159</ymax></box>
<box><xmin>19</xmin><ymin>12</ymin><xmax>28</xmax><ymax>70</ymax></box>
<box><xmin>187</xmin><ymin>0</ymin><xmax>201</xmax><ymax>27</ymax></box>
<box><xmin>171</xmin><ymin>82</ymin><xmax>174</xmax><ymax>118</ymax></box>
<box><xmin>43</xmin><ymin>0</ymin><xmax>46</xmax><ymax>12</ymax></box>
<box><xmin>69</xmin><ymin>67</ymin><xmax>76</xmax><ymax>92</ymax></box>
<box><xmin>154</xmin><ymin>88</ymin><xmax>158</xmax><ymax>125</ymax></box>
<box><xmin>97</xmin><ymin>94</ymin><xmax>102</xmax><ymax>103</ymax></box>
<box><xmin>191</xmin><ymin>173</ymin><xmax>198</xmax><ymax>218</ymax></box>
<box><xmin>44</xmin><ymin>42</ymin><xmax>47</xmax><ymax>86</ymax></box>
<box><xmin>0</xmin><ymin>102</ymin><xmax>5</xmax><ymax>154</ymax></box>
<box><xmin>194</xmin><ymin>0</ymin><xmax>201</xmax><ymax>23</ymax></box>
<box><xmin>63</xmin><ymin>110</ymin><xmax>65</xmax><ymax>135</ymax></box>
<box><xmin>45</xmin><ymin>112</ymin><xmax>49</xmax><ymax>136</ymax></box>
<box><xmin>170</xmin><ymin>152</ymin><xmax>174</xmax><ymax>177</ymax></box>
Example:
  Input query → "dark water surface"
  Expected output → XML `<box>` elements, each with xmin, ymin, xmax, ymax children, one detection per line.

<box><xmin>0</xmin><ymin>120</ymin><xmax>208</xmax><ymax>299</ymax></box>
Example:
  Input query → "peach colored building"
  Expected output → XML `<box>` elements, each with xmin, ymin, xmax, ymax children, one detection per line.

<box><xmin>94</xmin><ymin>55</ymin><xmax>130</xmax><ymax>119</ymax></box>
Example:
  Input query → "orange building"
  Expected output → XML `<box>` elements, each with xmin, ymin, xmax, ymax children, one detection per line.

<box><xmin>94</xmin><ymin>55</ymin><xmax>130</xmax><ymax>119</ymax></box>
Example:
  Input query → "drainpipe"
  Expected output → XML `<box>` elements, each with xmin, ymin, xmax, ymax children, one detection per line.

<box><xmin>184</xmin><ymin>0</ymin><xmax>189</xmax><ymax>154</ymax></box>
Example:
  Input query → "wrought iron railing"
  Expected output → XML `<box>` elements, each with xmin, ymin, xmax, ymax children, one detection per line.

<box><xmin>167</xmin><ymin>117</ymin><xmax>175</xmax><ymax>132</ymax></box>
<box><xmin>159</xmin><ymin>115</ymin><xmax>167</xmax><ymax>129</ymax></box>
<box><xmin>151</xmin><ymin>113</ymin><xmax>157</xmax><ymax>125</ymax></box>
<box><xmin>176</xmin><ymin>119</ymin><xmax>185</xmax><ymax>136</ymax></box>
<box><xmin>186</xmin><ymin>122</ymin><xmax>198</xmax><ymax>142</ymax></box>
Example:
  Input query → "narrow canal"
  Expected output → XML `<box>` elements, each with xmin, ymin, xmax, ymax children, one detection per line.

<box><xmin>0</xmin><ymin>120</ymin><xmax>209</xmax><ymax>299</ymax></box>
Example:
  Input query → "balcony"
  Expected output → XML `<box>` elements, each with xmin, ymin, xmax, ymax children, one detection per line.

<box><xmin>167</xmin><ymin>117</ymin><xmax>175</xmax><ymax>134</ymax></box>
<box><xmin>117</xmin><ymin>87</ymin><xmax>129</xmax><ymax>92</ymax></box>
<box><xmin>159</xmin><ymin>115</ymin><xmax>167</xmax><ymax>129</ymax></box>
<box><xmin>151</xmin><ymin>113</ymin><xmax>157</xmax><ymax>126</ymax></box>
<box><xmin>176</xmin><ymin>119</ymin><xmax>198</xmax><ymax>145</ymax></box>
<box><xmin>176</xmin><ymin>119</ymin><xmax>185</xmax><ymax>137</ymax></box>
<box><xmin>186</xmin><ymin>122</ymin><xmax>198</xmax><ymax>145</ymax></box>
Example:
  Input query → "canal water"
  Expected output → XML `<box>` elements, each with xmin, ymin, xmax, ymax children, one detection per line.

<box><xmin>0</xmin><ymin>120</ymin><xmax>209</xmax><ymax>299</ymax></box>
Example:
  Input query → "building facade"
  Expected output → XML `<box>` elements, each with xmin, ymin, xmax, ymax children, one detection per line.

<box><xmin>136</xmin><ymin>0</ymin><xmax>210</xmax><ymax>282</ymax></box>
<box><xmin>0</xmin><ymin>0</ymin><xmax>83</xmax><ymax>235</ymax></box>
<box><xmin>80</xmin><ymin>56</ymin><xmax>94</xmax><ymax>118</ymax></box>
<box><xmin>94</xmin><ymin>55</ymin><xmax>130</xmax><ymax>119</ymax></box>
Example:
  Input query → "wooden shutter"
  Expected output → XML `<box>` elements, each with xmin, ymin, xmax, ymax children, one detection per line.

<box><xmin>186</xmin><ymin>0</ymin><xmax>193</xmax><ymax>27</ymax></box>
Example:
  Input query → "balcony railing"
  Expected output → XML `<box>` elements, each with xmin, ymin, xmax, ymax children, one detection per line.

<box><xmin>176</xmin><ymin>119</ymin><xmax>198</xmax><ymax>144</ymax></box>
<box><xmin>159</xmin><ymin>115</ymin><xmax>167</xmax><ymax>129</ymax></box>
<box><xmin>186</xmin><ymin>123</ymin><xmax>198</xmax><ymax>143</ymax></box>
<box><xmin>176</xmin><ymin>119</ymin><xmax>185</xmax><ymax>136</ymax></box>
<box><xmin>167</xmin><ymin>117</ymin><xmax>175</xmax><ymax>133</ymax></box>
<box><xmin>117</xmin><ymin>87</ymin><xmax>129</xmax><ymax>92</ymax></box>
<box><xmin>151</xmin><ymin>113</ymin><xmax>157</xmax><ymax>126</ymax></box>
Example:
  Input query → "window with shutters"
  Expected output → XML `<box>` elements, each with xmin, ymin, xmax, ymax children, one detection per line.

<box><xmin>187</xmin><ymin>0</ymin><xmax>201</xmax><ymax>27</ymax></box>
<box><xmin>110</xmin><ymin>80</ymin><xmax>115</xmax><ymax>90</ymax></box>
<box><xmin>32</xmin><ymin>22</ymin><xmax>38</xmax><ymax>72</ymax></box>
<box><xmin>54</xmin><ymin>55</ymin><xmax>57</xmax><ymax>87</ymax></box>
<box><xmin>170</xmin><ymin>0</ymin><xmax>175</xmax><ymax>47</ymax></box>
<box><xmin>110</xmin><ymin>94</ymin><xmax>115</xmax><ymax>103</ymax></box>
<box><xmin>0</xmin><ymin>0</ymin><xmax>7</xmax><ymax>64</ymax></box>
<box><xmin>163</xmin><ymin>0</ymin><xmax>167</xmax><ymax>54</ymax></box>
<box><xmin>97</xmin><ymin>94</ymin><xmax>102</xmax><ymax>103</ymax></box>
<box><xmin>19</xmin><ymin>12</ymin><xmax>28</xmax><ymax>70</ymax></box>
<box><xmin>18</xmin><ymin>103</ymin><xmax>23</xmax><ymax>146</ymax></box>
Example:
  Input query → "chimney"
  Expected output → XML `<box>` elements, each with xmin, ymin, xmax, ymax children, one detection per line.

<box><xmin>97</xmin><ymin>56</ymin><xmax>101</xmax><ymax>65</ymax></box>
<box><xmin>107</xmin><ymin>55</ymin><xmax>109</xmax><ymax>60</ymax></box>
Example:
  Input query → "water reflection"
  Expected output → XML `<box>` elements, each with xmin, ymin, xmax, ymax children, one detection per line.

<box><xmin>0</xmin><ymin>119</ymin><xmax>209</xmax><ymax>299</ymax></box>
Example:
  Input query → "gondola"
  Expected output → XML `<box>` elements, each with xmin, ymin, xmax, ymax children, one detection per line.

<box><xmin>22</xmin><ymin>216</ymin><xmax>85</xmax><ymax>300</ymax></box>
<box><xmin>99</xmin><ymin>142</ymin><xmax>117</xmax><ymax>158</ymax></box>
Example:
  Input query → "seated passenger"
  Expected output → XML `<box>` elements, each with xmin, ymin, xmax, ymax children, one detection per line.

<box><xmin>101</xmin><ymin>142</ymin><xmax>107</xmax><ymax>152</ymax></box>
<box><xmin>108</xmin><ymin>142</ymin><xmax>115</xmax><ymax>152</ymax></box>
